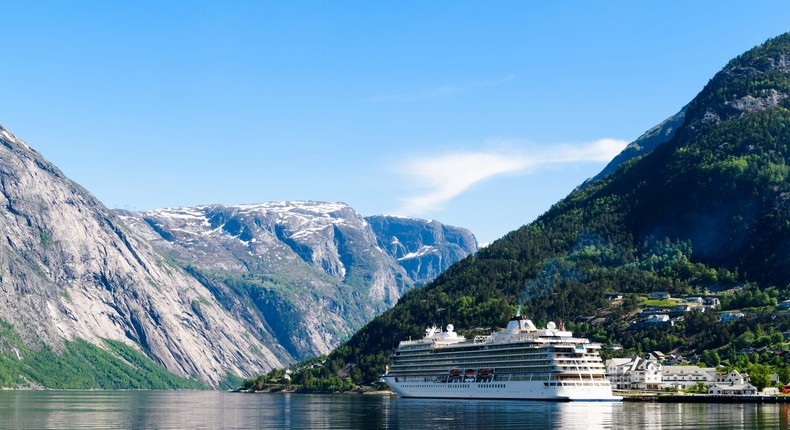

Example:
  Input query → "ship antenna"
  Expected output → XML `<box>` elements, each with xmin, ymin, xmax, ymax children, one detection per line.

<box><xmin>516</xmin><ymin>305</ymin><xmax>521</xmax><ymax>317</ymax></box>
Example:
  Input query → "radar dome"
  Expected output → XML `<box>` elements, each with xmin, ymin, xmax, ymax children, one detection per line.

<box><xmin>446</xmin><ymin>324</ymin><xmax>454</xmax><ymax>332</ymax></box>
<box><xmin>547</xmin><ymin>321</ymin><xmax>556</xmax><ymax>330</ymax></box>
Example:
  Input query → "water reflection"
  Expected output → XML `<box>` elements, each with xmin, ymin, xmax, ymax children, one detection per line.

<box><xmin>0</xmin><ymin>391</ymin><xmax>786</xmax><ymax>429</ymax></box>
<box><xmin>614</xmin><ymin>402</ymin><xmax>787</xmax><ymax>430</ymax></box>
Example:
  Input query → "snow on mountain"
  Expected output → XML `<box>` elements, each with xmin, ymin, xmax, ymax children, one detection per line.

<box><xmin>119</xmin><ymin>202</ymin><xmax>477</xmax><ymax>361</ymax></box>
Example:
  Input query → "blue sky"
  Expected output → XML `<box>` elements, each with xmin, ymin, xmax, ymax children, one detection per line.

<box><xmin>2</xmin><ymin>1</ymin><xmax>790</xmax><ymax>244</ymax></box>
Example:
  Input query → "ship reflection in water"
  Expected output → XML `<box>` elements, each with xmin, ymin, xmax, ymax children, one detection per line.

<box><xmin>382</xmin><ymin>398</ymin><xmax>789</xmax><ymax>430</ymax></box>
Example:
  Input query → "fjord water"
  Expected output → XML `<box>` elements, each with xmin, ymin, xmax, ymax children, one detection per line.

<box><xmin>0</xmin><ymin>391</ymin><xmax>787</xmax><ymax>429</ymax></box>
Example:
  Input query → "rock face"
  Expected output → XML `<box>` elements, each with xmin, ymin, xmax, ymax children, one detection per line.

<box><xmin>366</xmin><ymin>215</ymin><xmax>478</xmax><ymax>286</ymax></box>
<box><xmin>589</xmin><ymin>106</ymin><xmax>687</xmax><ymax>183</ymax></box>
<box><xmin>120</xmin><ymin>204</ymin><xmax>477</xmax><ymax>360</ymax></box>
<box><xmin>0</xmin><ymin>125</ymin><xmax>283</xmax><ymax>387</ymax></box>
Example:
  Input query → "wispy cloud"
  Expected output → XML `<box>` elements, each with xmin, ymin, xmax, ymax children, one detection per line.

<box><xmin>395</xmin><ymin>138</ymin><xmax>627</xmax><ymax>215</ymax></box>
<box><xmin>368</xmin><ymin>75</ymin><xmax>514</xmax><ymax>102</ymax></box>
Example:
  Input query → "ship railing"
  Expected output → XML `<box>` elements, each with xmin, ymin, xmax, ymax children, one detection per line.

<box><xmin>387</xmin><ymin>371</ymin><xmax>610</xmax><ymax>385</ymax></box>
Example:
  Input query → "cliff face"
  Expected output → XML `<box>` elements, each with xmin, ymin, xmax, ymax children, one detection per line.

<box><xmin>0</xmin><ymin>125</ymin><xmax>283</xmax><ymax>387</ymax></box>
<box><xmin>590</xmin><ymin>107</ymin><xmax>687</xmax><ymax>182</ymax></box>
<box><xmin>121</xmin><ymin>204</ymin><xmax>477</xmax><ymax>360</ymax></box>
<box><xmin>366</xmin><ymin>215</ymin><xmax>478</xmax><ymax>286</ymax></box>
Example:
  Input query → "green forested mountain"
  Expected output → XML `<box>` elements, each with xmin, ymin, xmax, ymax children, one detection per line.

<box><xmin>291</xmin><ymin>33</ymin><xmax>790</xmax><ymax>387</ymax></box>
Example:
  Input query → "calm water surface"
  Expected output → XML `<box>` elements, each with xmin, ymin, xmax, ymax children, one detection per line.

<box><xmin>0</xmin><ymin>391</ymin><xmax>787</xmax><ymax>429</ymax></box>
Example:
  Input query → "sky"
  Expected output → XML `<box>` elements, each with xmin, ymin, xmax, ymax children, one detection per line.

<box><xmin>1</xmin><ymin>2</ymin><xmax>790</xmax><ymax>244</ymax></box>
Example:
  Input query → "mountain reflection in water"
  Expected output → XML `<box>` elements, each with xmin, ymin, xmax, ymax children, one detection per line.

<box><xmin>0</xmin><ymin>391</ymin><xmax>787</xmax><ymax>429</ymax></box>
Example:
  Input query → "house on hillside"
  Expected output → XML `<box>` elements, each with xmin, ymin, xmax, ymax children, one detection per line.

<box><xmin>646</xmin><ymin>351</ymin><xmax>666</xmax><ymax>363</ymax></box>
<box><xmin>629</xmin><ymin>314</ymin><xmax>674</xmax><ymax>329</ymax></box>
<box><xmin>650</xmin><ymin>292</ymin><xmax>671</xmax><ymax>300</ymax></box>
<box><xmin>777</xmin><ymin>300</ymin><xmax>790</xmax><ymax>310</ymax></box>
<box><xmin>720</xmin><ymin>312</ymin><xmax>745</xmax><ymax>322</ymax></box>
<box><xmin>638</xmin><ymin>307</ymin><xmax>664</xmax><ymax>318</ymax></box>
<box><xmin>670</xmin><ymin>305</ymin><xmax>693</xmax><ymax>316</ymax></box>
<box><xmin>646</xmin><ymin>314</ymin><xmax>671</xmax><ymax>325</ymax></box>
<box><xmin>703</xmin><ymin>297</ymin><xmax>721</xmax><ymax>308</ymax></box>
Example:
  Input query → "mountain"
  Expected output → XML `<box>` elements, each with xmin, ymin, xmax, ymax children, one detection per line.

<box><xmin>316</xmin><ymin>33</ymin><xmax>790</xmax><ymax>384</ymax></box>
<box><xmin>119</xmin><ymin>203</ymin><xmax>477</xmax><ymax>361</ymax></box>
<box><xmin>0</xmin><ymin>123</ymin><xmax>477</xmax><ymax>388</ymax></box>
<box><xmin>0</xmin><ymin>125</ymin><xmax>284</xmax><ymax>388</ymax></box>
<box><xmin>589</xmin><ymin>106</ymin><xmax>686</xmax><ymax>182</ymax></box>
<box><xmin>366</xmin><ymin>215</ymin><xmax>478</xmax><ymax>286</ymax></box>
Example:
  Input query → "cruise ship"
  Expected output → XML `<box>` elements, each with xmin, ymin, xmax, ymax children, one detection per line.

<box><xmin>382</xmin><ymin>313</ymin><xmax>621</xmax><ymax>401</ymax></box>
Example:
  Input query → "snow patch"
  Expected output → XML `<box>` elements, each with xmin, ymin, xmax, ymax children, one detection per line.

<box><xmin>397</xmin><ymin>245</ymin><xmax>439</xmax><ymax>261</ymax></box>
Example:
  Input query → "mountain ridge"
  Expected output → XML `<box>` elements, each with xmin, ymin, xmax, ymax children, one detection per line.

<box><xmin>119</xmin><ymin>201</ymin><xmax>477</xmax><ymax>361</ymax></box>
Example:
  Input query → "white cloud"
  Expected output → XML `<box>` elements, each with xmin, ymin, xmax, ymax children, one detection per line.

<box><xmin>368</xmin><ymin>75</ymin><xmax>514</xmax><ymax>102</ymax></box>
<box><xmin>395</xmin><ymin>138</ymin><xmax>627</xmax><ymax>215</ymax></box>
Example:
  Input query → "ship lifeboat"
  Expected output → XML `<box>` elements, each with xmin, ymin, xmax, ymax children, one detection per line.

<box><xmin>478</xmin><ymin>368</ymin><xmax>493</xmax><ymax>377</ymax></box>
<box><xmin>449</xmin><ymin>369</ymin><xmax>462</xmax><ymax>377</ymax></box>
<box><xmin>465</xmin><ymin>369</ymin><xmax>476</xmax><ymax>377</ymax></box>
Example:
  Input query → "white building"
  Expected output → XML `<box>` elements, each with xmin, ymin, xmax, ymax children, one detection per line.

<box><xmin>648</xmin><ymin>314</ymin><xmax>670</xmax><ymax>323</ymax></box>
<box><xmin>606</xmin><ymin>356</ymin><xmax>662</xmax><ymax>390</ymax></box>
<box><xmin>763</xmin><ymin>387</ymin><xmax>780</xmax><ymax>396</ymax></box>
<box><xmin>708</xmin><ymin>383</ymin><xmax>758</xmax><ymax>395</ymax></box>
<box><xmin>720</xmin><ymin>312</ymin><xmax>745</xmax><ymax>322</ymax></box>
<box><xmin>661</xmin><ymin>366</ymin><xmax>717</xmax><ymax>390</ymax></box>
<box><xmin>703</xmin><ymin>297</ymin><xmax>721</xmax><ymax>308</ymax></box>
<box><xmin>716</xmin><ymin>370</ymin><xmax>748</xmax><ymax>385</ymax></box>
<box><xmin>708</xmin><ymin>370</ymin><xmax>758</xmax><ymax>396</ymax></box>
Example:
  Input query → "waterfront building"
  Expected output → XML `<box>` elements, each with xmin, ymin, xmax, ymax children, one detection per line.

<box><xmin>606</xmin><ymin>356</ymin><xmax>662</xmax><ymax>390</ymax></box>
<box><xmin>661</xmin><ymin>366</ymin><xmax>717</xmax><ymax>390</ymax></box>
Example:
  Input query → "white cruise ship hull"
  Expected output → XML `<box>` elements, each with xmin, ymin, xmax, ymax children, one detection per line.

<box><xmin>383</xmin><ymin>377</ymin><xmax>621</xmax><ymax>401</ymax></box>
<box><xmin>385</xmin><ymin>315</ymin><xmax>621</xmax><ymax>402</ymax></box>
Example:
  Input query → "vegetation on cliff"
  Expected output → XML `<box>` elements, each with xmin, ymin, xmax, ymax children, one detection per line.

<box><xmin>0</xmin><ymin>321</ymin><xmax>205</xmax><ymax>389</ymax></box>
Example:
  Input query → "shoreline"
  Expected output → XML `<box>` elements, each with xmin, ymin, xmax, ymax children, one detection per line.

<box><xmin>235</xmin><ymin>387</ymin><xmax>790</xmax><ymax>403</ymax></box>
<box><xmin>620</xmin><ymin>393</ymin><xmax>790</xmax><ymax>403</ymax></box>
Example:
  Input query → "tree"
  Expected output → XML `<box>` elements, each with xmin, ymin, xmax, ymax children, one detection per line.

<box><xmin>702</xmin><ymin>350</ymin><xmax>721</xmax><ymax>367</ymax></box>
<box><xmin>747</xmin><ymin>364</ymin><xmax>772</xmax><ymax>391</ymax></box>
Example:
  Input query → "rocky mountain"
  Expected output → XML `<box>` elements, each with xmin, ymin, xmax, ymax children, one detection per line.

<box><xmin>366</xmin><ymin>215</ymin><xmax>477</xmax><ymax>286</ymax></box>
<box><xmin>0</xmin><ymin>125</ymin><xmax>284</xmax><ymax>388</ymax></box>
<box><xmin>317</xmin><ymin>33</ymin><xmax>790</xmax><ymax>384</ymax></box>
<box><xmin>589</xmin><ymin>105</ymin><xmax>687</xmax><ymax>182</ymax></box>
<box><xmin>0</xmin><ymin>121</ymin><xmax>477</xmax><ymax>388</ymax></box>
<box><xmin>119</xmin><ymin>203</ymin><xmax>477</xmax><ymax>360</ymax></box>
